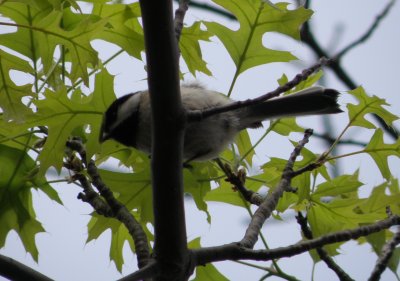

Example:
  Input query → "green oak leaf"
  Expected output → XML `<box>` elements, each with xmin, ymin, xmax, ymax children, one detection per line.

<box><xmin>180</xmin><ymin>21</ymin><xmax>212</xmax><ymax>76</ymax></box>
<box><xmin>0</xmin><ymin>3</ymin><xmax>51</xmax><ymax>61</ymax></box>
<box><xmin>235</xmin><ymin>130</ymin><xmax>255</xmax><ymax>165</ymax></box>
<box><xmin>347</xmin><ymin>86</ymin><xmax>398</xmax><ymax>129</ymax></box>
<box><xmin>205</xmin><ymin>0</ymin><xmax>312</xmax><ymax>76</ymax></box>
<box><xmin>0</xmin><ymin>3</ymin><xmax>104</xmax><ymax>85</ymax></box>
<box><xmin>307</xmin><ymin>198</ymin><xmax>383</xmax><ymax>260</ymax></box>
<box><xmin>364</xmin><ymin>129</ymin><xmax>400</xmax><ymax>180</ymax></box>
<box><xmin>268</xmin><ymin>118</ymin><xmax>304</xmax><ymax>136</ymax></box>
<box><xmin>22</xmin><ymin>69</ymin><xmax>115</xmax><ymax>174</ymax></box>
<box><xmin>183</xmin><ymin>162</ymin><xmax>219</xmax><ymax>223</ymax></box>
<box><xmin>98</xmin><ymin>169</ymin><xmax>153</xmax><ymax>223</ymax></box>
<box><xmin>0</xmin><ymin>144</ymin><xmax>60</xmax><ymax>261</ymax></box>
<box><xmin>359</xmin><ymin>180</ymin><xmax>400</xmax><ymax>215</ymax></box>
<box><xmin>0</xmin><ymin>50</ymin><xmax>34</xmax><ymax>121</ymax></box>
<box><xmin>35</xmin><ymin>10</ymin><xmax>105</xmax><ymax>84</ymax></box>
<box><xmin>92</xmin><ymin>2</ymin><xmax>144</xmax><ymax>60</ymax></box>
<box><xmin>312</xmin><ymin>172</ymin><xmax>363</xmax><ymax>199</ymax></box>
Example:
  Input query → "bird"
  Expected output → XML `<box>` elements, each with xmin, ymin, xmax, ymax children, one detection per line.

<box><xmin>99</xmin><ymin>84</ymin><xmax>342</xmax><ymax>162</ymax></box>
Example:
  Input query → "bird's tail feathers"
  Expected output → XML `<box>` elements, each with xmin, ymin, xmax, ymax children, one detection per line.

<box><xmin>239</xmin><ymin>86</ymin><xmax>342</xmax><ymax>129</ymax></box>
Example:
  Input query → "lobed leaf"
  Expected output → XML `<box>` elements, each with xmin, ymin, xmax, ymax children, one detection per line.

<box><xmin>19</xmin><ymin>69</ymin><xmax>115</xmax><ymax>174</ymax></box>
<box><xmin>180</xmin><ymin>22</ymin><xmax>212</xmax><ymax>77</ymax></box>
<box><xmin>364</xmin><ymin>129</ymin><xmax>400</xmax><ymax>180</ymax></box>
<box><xmin>347</xmin><ymin>86</ymin><xmax>398</xmax><ymax>129</ymax></box>
<box><xmin>0</xmin><ymin>50</ymin><xmax>34</xmax><ymax>121</ymax></box>
<box><xmin>92</xmin><ymin>2</ymin><xmax>144</xmax><ymax>60</ymax></box>
<box><xmin>205</xmin><ymin>0</ymin><xmax>312</xmax><ymax>76</ymax></box>
<box><xmin>0</xmin><ymin>144</ymin><xmax>60</xmax><ymax>261</ymax></box>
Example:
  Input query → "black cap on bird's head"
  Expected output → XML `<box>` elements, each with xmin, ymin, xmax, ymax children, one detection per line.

<box><xmin>99</xmin><ymin>92</ymin><xmax>141</xmax><ymax>147</ymax></box>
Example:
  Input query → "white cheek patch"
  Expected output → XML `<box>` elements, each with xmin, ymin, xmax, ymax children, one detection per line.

<box><xmin>110</xmin><ymin>92</ymin><xmax>142</xmax><ymax>132</ymax></box>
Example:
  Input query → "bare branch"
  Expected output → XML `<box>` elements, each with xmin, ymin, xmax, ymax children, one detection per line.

<box><xmin>240</xmin><ymin>129</ymin><xmax>314</xmax><ymax>248</ymax></box>
<box><xmin>66</xmin><ymin>140</ymin><xmax>151</xmax><ymax>270</ymax></box>
<box><xmin>296</xmin><ymin>213</ymin><xmax>355</xmax><ymax>281</ymax></box>
<box><xmin>335</xmin><ymin>0</ymin><xmax>396</xmax><ymax>60</ymax></box>
<box><xmin>193</xmin><ymin>215</ymin><xmax>400</xmax><ymax>265</ymax></box>
<box><xmin>187</xmin><ymin>58</ymin><xmax>332</xmax><ymax>122</ymax></box>
<box><xmin>368</xmin><ymin>227</ymin><xmax>400</xmax><ymax>281</ymax></box>
<box><xmin>74</xmin><ymin>173</ymin><xmax>114</xmax><ymax>217</ymax></box>
<box><xmin>174</xmin><ymin>0</ymin><xmax>189</xmax><ymax>41</ymax></box>
<box><xmin>0</xmin><ymin>254</ymin><xmax>53</xmax><ymax>281</ymax></box>
<box><xmin>312</xmin><ymin>132</ymin><xmax>367</xmax><ymax>147</ymax></box>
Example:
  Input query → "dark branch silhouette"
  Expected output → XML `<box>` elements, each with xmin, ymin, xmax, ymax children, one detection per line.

<box><xmin>296</xmin><ymin>213</ymin><xmax>355</xmax><ymax>281</ymax></box>
<box><xmin>0</xmin><ymin>254</ymin><xmax>53</xmax><ymax>281</ymax></box>
<box><xmin>139</xmin><ymin>0</ymin><xmax>188</xmax><ymax>280</ymax></box>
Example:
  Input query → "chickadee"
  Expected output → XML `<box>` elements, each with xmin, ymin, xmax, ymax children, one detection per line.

<box><xmin>99</xmin><ymin>85</ymin><xmax>342</xmax><ymax>162</ymax></box>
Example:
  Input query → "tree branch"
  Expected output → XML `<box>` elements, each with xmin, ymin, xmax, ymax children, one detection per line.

<box><xmin>117</xmin><ymin>260</ymin><xmax>160</xmax><ymax>281</ymax></box>
<box><xmin>192</xmin><ymin>215</ymin><xmax>400</xmax><ymax>265</ymax></box>
<box><xmin>296</xmin><ymin>213</ymin><xmax>354</xmax><ymax>281</ymax></box>
<box><xmin>240</xmin><ymin>129</ymin><xmax>314</xmax><ymax>248</ymax></box>
<box><xmin>301</xmin><ymin>0</ymin><xmax>399</xmax><ymax>139</ymax></box>
<box><xmin>368</xmin><ymin>227</ymin><xmax>400</xmax><ymax>281</ymax></box>
<box><xmin>0</xmin><ymin>254</ymin><xmax>53</xmax><ymax>281</ymax></box>
<box><xmin>312</xmin><ymin>132</ymin><xmax>367</xmax><ymax>147</ymax></box>
<box><xmin>139</xmin><ymin>0</ymin><xmax>189</xmax><ymax>280</ymax></box>
<box><xmin>187</xmin><ymin>58</ymin><xmax>332</xmax><ymax>122</ymax></box>
<box><xmin>66</xmin><ymin>140</ymin><xmax>151</xmax><ymax>270</ymax></box>
<box><xmin>174</xmin><ymin>0</ymin><xmax>189</xmax><ymax>41</ymax></box>
<box><xmin>334</xmin><ymin>0</ymin><xmax>396</xmax><ymax>60</ymax></box>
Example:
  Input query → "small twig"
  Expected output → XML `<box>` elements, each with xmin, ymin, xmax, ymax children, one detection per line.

<box><xmin>215</xmin><ymin>159</ymin><xmax>264</xmax><ymax>206</ymax></box>
<box><xmin>187</xmin><ymin>58</ymin><xmax>332</xmax><ymax>122</ymax></box>
<box><xmin>192</xmin><ymin>215</ymin><xmax>400</xmax><ymax>265</ymax></box>
<box><xmin>368</xmin><ymin>227</ymin><xmax>400</xmax><ymax>281</ymax></box>
<box><xmin>312</xmin><ymin>132</ymin><xmax>367</xmax><ymax>147</ymax></box>
<box><xmin>296</xmin><ymin>213</ymin><xmax>355</xmax><ymax>281</ymax></box>
<box><xmin>334</xmin><ymin>0</ymin><xmax>396</xmax><ymax>60</ymax></box>
<box><xmin>174</xmin><ymin>0</ymin><xmax>189</xmax><ymax>42</ymax></box>
<box><xmin>65</xmin><ymin>140</ymin><xmax>151</xmax><ymax>270</ymax></box>
<box><xmin>240</xmin><ymin>129</ymin><xmax>314</xmax><ymax>248</ymax></box>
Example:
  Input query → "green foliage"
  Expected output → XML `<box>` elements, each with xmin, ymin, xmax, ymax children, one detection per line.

<box><xmin>347</xmin><ymin>86</ymin><xmax>398</xmax><ymax>129</ymax></box>
<box><xmin>0</xmin><ymin>144</ymin><xmax>61</xmax><ymax>260</ymax></box>
<box><xmin>0</xmin><ymin>0</ymin><xmax>399</xmax><ymax>279</ymax></box>
<box><xmin>205</xmin><ymin>0</ymin><xmax>312</xmax><ymax>95</ymax></box>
